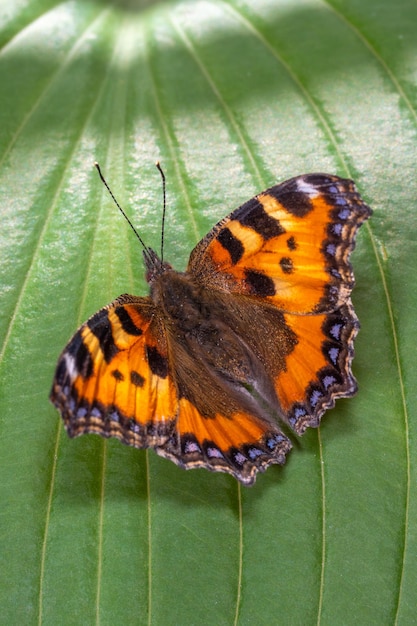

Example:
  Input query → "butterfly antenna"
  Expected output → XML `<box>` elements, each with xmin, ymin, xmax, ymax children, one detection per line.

<box><xmin>94</xmin><ymin>162</ymin><xmax>151</xmax><ymax>263</ymax></box>
<box><xmin>155</xmin><ymin>161</ymin><xmax>166</xmax><ymax>263</ymax></box>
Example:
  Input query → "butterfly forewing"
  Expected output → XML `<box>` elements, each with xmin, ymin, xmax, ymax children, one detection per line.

<box><xmin>188</xmin><ymin>174</ymin><xmax>371</xmax><ymax>315</ymax></box>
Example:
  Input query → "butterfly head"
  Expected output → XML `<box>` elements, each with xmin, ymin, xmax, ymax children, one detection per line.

<box><xmin>144</xmin><ymin>248</ymin><xmax>172</xmax><ymax>284</ymax></box>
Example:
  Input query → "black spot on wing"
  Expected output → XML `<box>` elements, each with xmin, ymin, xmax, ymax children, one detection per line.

<box><xmin>115</xmin><ymin>306</ymin><xmax>144</xmax><ymax>336</ymax></box>
<box><xmin>111</xmin><ymin>369</ymin><xmax>124</xmax><ymax>381</ymax></box>
<box><xmin>66</xmin><ymin>331</ymin><xmax>94</xmax><ymax>379</ymax></box>
<box><xmin>239</xmin><ymin>199</ymin><xmax>285</xmax><ymax>240</ymax></box>
<box><xmin>266</xmin><ymin>178</ymin><xmax>313</xmax><ymax>217</ymax></box>
<box><xmin>287</xmin><ymin>236</ymin><xmax>297</xmax><ymax>251</ymax></box>
<box><xmin>87</xmin><ymin>308</ymin><xmax>119</xmax><ymax>363</ymax></box>
<box><xmin>217</xmin><ymin>227</ymin><xmax>244</xmax><ymax>264</ymax></box>
<box><xmin>244</xmin><ymin>269</ymin><xmax>276</xmax><ymax>296</ymax></box>
<box><xmin>274</xmin><ymin>191</ymin><xmax>312</xmax><ymax>216</ymax></box>
<box><xmin>146</xmin><ymin>345</ymin><xmax>169</xmax><ymax>379</ymax></box>
<box><xmin>279</xmin><ymin>257</ymin><xmax>294</xmax><ymax>274</ymax></box>
<box><xmin>130</xmin><ymin>370</ymin><xmax>145</xmax><ymax>387</ymax></box>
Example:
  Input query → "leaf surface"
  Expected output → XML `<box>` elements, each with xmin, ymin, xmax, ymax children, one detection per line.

<box><xmin>0</xmin><ymin>1</ymin><xmax>415</xmax><ymax>624</ymax></box>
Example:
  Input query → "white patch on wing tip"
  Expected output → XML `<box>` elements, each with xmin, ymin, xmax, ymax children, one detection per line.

<box><xmin>63</xmin><ymin>353</ymin><xmax>78</xmax><ymax>382</ymax></box>
<box><xmin>296</xmin><ymin>178</ymin><xmax>319</xmax><ymax>196</ymax></box>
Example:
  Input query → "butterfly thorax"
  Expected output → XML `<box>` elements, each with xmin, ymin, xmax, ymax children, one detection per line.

<box><xmin>150</xmin><ymin>265</ymin><xmax>215</xmax><ymax>330</ymax></box>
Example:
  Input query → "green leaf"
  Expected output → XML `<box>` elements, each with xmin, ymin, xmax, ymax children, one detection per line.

<box><xmin>1</xmin><ymin>0</ymin><xmax>416</xmax><ymax>624</ymax></box>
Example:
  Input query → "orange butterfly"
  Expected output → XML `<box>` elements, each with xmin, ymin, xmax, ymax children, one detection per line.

<box><xmin>50</xmin><ymin>167</ymin><xmax>371</xmax><ymax>485</ymax></box>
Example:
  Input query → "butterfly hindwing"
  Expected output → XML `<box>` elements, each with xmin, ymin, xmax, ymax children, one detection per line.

<box><xmin>155</xmin><ymin>398</ymin><xmax>292</xmax><ymax>486</ymax></box>
<box><xmin>275</xmin><ymin>302</ymin><xmax>359</xmax><ymax>433</ymax></box>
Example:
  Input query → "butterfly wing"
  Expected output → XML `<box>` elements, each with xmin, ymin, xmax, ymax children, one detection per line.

<box><xmin>187</xmin><ymin>174</ymin><xmax>371</xmax><ymax>433</ymax></box>
<box><xmin>50</xmin><ymin>295</ymin><xmax>178</xmax><ymax>448</ymax></box>
<box><xmin>156</xmin><ymin>398</ymin><xmax>291</xmax><ymax>486</ymax></box>
<box><xmin>277</xmin><ymin>302</ymin><xmax>359</xmax><ymax>433</ymax></box>
<box><xmin>188</xmin><ymin>174</ymin><xmax>371</xmax><ymax>314</ymax></box>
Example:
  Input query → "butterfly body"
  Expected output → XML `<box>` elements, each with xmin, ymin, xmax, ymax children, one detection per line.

<box><xmin>51</xmin><ymin>173</ymin><xmax>371</xmax><ymax>485</ymax></box>
<box><xmin>152</xmin><ymin>264</ymin><xmax>290</xmax><ymax>419</ymax></box>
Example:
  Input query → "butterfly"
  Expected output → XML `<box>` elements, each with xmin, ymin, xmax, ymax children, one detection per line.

<box><xmin>50</xmin><ymin>167</ymin><xmax>371</xmax><ymax>486</ymax></box>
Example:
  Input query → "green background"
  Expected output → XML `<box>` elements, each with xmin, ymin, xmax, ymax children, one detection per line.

<box><xmin>0</xmin><ymin>0</ymin><xmax>415</xmax><ymax>624</ymax></box>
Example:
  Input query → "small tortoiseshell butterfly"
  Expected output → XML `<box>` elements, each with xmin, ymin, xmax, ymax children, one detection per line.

<box><xmin>50</xmin><ymin>166</ymin><xmax>371</xmax><ymax>486</ymax></box>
